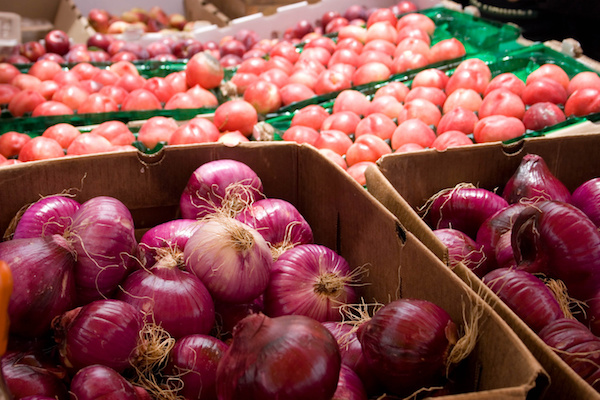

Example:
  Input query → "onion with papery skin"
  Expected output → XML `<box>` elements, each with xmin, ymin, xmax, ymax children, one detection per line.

<box><xmin>179</xmin><ymin>159</ymin><xmax>264</xmax><ymax>220</ymax></box>
<box><xmin>163</xmin><ymin>334</ymin><xmax>229</xmax><ymax>400</ymax></box>
<box><xmin>236</xmin><ymin>198</ymin><xmax>314</xmax><ymax>259</ymax></box>
<box><xmin>511</xmin><ymin>201</ymin><xmax>600</xmax><ymax>300</ymax></box>
<box><xmin>571</xmin><ymin>177</ymin><xmax>600</xmax><ymax>228</ymax></box>
<box><xmin>502</xmin><ymin>154</ymin><xmax>571</xmax><ymax>205</ymax></box>
<box><xmin>69</xmin><ymin>364</ymin><xmax>140</xmax><ymax>400</ymax></box>
<box><xmin>483</xmin><ymin>268</ymin><xmax>564</xmax><ymax>333</ymax></box>
<box><xmin>138</xmin><ymin>219</ymin><xmax>202</xmax><ymax>268</ymax></box>
<box><xmin>116</xmin><ymin>256</ymin><xmax>215</xmax><ymax>339</ymax></box>
<box><xmin>216</xmin><ymin>313</ymin><xmax>341</xmax><ymax>400</ymax></box>
<box><xmin>475</xmin><ymin>203</ymin><xmax>528</xmax><ymax>271</ymax></box>
<box><xmin>264</xmin><ymin>244</ymin><xmax>358</xmax><ymax>322</ymax></box>
<box><xmin>184</xmin><ymin>216</ymin><xmax>272</xmax><ymax>304</ymax></box>
<box><xmin>1</xmin><ymin>350</ymin><xmax>68</xmax><ymax>400</ymax></box>
<box><xmin>357</xmin><ymin>298</ymin><xmax>458</xmax><ymax>398</ymax></box>
<box><xmin>0</xmin><ymin>234</ymin><xmax>76</xmax><ymax>337</ymax></box>
<box><xmin>432</xmin><ymin>228</ymin><xmax>489</xmax><ymax>277</ymax></box>
<box><xmin>539</xmin><ymin>318</ymin><xmax>600</xmax><ymax>390</ymax></box>
<box><xmin>493</xmin><ymin>231</ymin><xmax>517</xmax><ymax>269</ymax></box>
<box><xmin>68</xmin><ymin>196</ymin><xmax>138</xmax><ymax>304</ymax></box>
<box><xmin>214</xmin><ymin>297</ymin><xmax>264</xmax><ymax>340</ymax></box>
<box><xmin>333</xmin><ymin>364</ymin><xmax>368</xmax><ymax>400</ymax></box>
<box><xmin>12</xmin><ymin>195</ymin><xmax>80</xmax><ymax>240</ymax></box>
<box><xmin>424</xmin><ymin>186</ymin><xmax>509</xmax><ymax>240</ymax></box>
<box><xmin>52</xmin><ymin>299</ymin><xmax>143</xmax><ymax>374</ymax></box>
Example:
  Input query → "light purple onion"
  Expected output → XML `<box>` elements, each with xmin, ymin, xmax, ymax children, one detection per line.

<box><xmin>432</xmin><ymin>228</ymin><xmax>489</xmax><ymax>277</ymax></box>
<box><xmin>163</xmin><ymin>334</ymin><xmax>229</xmax><ymax>400</ymax></box>
<box><xmin>116</xmin><ymin>260</ymin><xmax>215</xmax><ymax>339</ymax></box>
<box><xmin>0</xmin><ymin>234</ymin><xmax>76</xmax><ymax>337</ymax></box>
<box><xmin>68</xmin><ymin>196</ymin><xmax>138</xmax><ymax>304</ymax></box>
<box><xmin>180</xmin><ymin>159</ymin><xmax>264</xmax><ymax>219</ymax></box>
<box><xmin>264</xmin><ymin>244</ymin><xmax>357</xmax><ymax>322</ymax></box>
<box><xmin>236</xmin><ymin>198</ymin><xmax>313</xmax><ymax>256</ymax></box>
<box><xmin>138</xmin><ymin>219</ymin><xmax>203</xmax><ymax>268</ymax></box>
<box><xmin>184</xmin><ymin>217</ymin><xmax>272</xmax><ymax>304</ymax></box>
<box><xmin>571</xmin><ymin>177</ymin><xmax>600</xmax><ymax>228</ymax></box>
<box><xmin>69</xmin><ymin>364</ymin><xmax>139</xmax><ymax>400</ymax></box>
<box><xmin>12</xmin><ymin>195</ymin><xmax>80</xmax><ymax>240</ymax></box>
<box><xmin>53</xmin><ymin>299</ymin><xmax>143</xmax><ymax>374</ymax></box>
<box><xmin>482</xmin><ymin>268</ymin><xmax>564</xmax><ymax>333</ymax></box>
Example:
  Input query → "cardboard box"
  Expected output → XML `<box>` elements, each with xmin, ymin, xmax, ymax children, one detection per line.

<box><xmin>0</xmin><ymin>142</ymin><xmax>546</xmax><ymax>398</ymax></box>
<box><xmin>1</xmin><ymin>0</ymin><xmax>93</xmax><ymax>43</ymax></box>
<box><xmin>189</xmin><ymin>0</ymin><xmax>441</xmax><ymax>42</ymax></box>
<box><xmin>365</xmin><ymin>134</ymin><xmax>600</xmax><ymax>399</ymax></box>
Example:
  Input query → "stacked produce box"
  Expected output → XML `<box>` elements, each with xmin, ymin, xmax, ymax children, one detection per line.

<box><xmin>0</xmin><ymin>0</ymin><xmax>600</xmax><ymax>398</ymax></box>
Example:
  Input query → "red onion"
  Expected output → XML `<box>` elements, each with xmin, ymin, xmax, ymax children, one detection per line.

<box><xmin>357</xmin><ymin>298</ymin><xmax>458</xmax><ymax>398</ymax></box>
<box><xmin>69</xmin><ymin>364</ymin><xmax>139</xmax><ymax>400</ymax></box>
<box><xmin>163</xmin><ymin>334</ymin><xmax>229</xmax><ymax>400</ymax></box>
<box><xmin>511</xmin><ymin>201</ymin><xmax>600</xmax><ymax>300</ymax></box>
<box><xmin>475</xmin><ymin>203</ymin><xmax>528</xmax><ymax>270</ymax></box>
<box><xmin>68</xmin><ymin>196</ymin><xmax>138</xmax><ymax>304</ymax></box>
<box><xmin>1</xmin><ymin>350</ymin><xmax>68</xmax><ymax>400</ymax></box>
<box><xmin>52</xmin><ymin>299</ymin><xmax>143</xmax><ymax>374</ymax></box>
<box><xmin>482</xmin><ymin>268</ymin><xmax>564</xmax><ymax>333</ymax></box>
<box><xmin>216</xmin><ymin>313</ymin><xmax>341</xmax><ymax>400</ymax></box>
<box><xmin>179</xmin><ymin>159</ymin><xmax>264</xmax><ymax>219</ymax></box>
<box><xmin>332</xmin><ymin>364</ymin><xmax>368</xmax><ymax>400</ymax></box>
<box><xmin>571</xmin><ymin>177</ymin><xmax>600</xmax><ymax>228</ymax></box>
<box><xmin>493</xmin><ymin>231</ymin><xmax>517</xmax><ymax>269</ymax></box>
<box><xmin>0</xmin><ymin>234</ymin><xmax>76</xmax><ymax>337</ymax></box>
<box><xmin>138</xmin><ymin>219</ymin><xmax>202</xmax><ymax>268</ymax></box>
<box><xmin>424</xmin><ymin>186</ymin><xmax>509</xmax><ymax>239</ymax></box>
<box><xmin>432</xmin><ymin>228</ymin><xmax>489</xmax><ymax>277</ymax></box>
<box><xmin>236</xmin><ymin>198</ymin><xmax>314</xmax><ymax>258</ymax></box>
<box><xmin>214</xmin><ymin>297</ymin><xmax>264</xmax><ymax>340</ymax></box>
<box><xmin>539</xmin><ymin>318</ymin><xmax>600</xmax><ymax>390</ymax></box>
<box><xmin>12</xmin><ymin>195</ymin><xmax>80</xmax><ymax>240</ymax></box>
<box><xmin>502</xmin><ymin>154</ymin><xmax>571</xmax><ymax>204</ymax></box>
<box><xmin>115</xmin><ymin>256</ymin><xmax>215</xmax><ymax>339</ymax></box>
<box><xmin>184</xmin><ymin>216</ymin><xmax>272</xmax><ymax>303</ymax></box>
<box><xmin>264</xmin><ymin>244</ymin><xmax>358</xmax><ymax>322</ymax></box>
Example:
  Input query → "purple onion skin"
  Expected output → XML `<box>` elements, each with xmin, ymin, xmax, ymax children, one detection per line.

<box><xmin>426</xmin><ymin>187</ymin><xmax>509</xmax><ymax>240</ymax></box>
<box><xmin>322</xmin><ymin>321</ymin><xmax>377</xmax><ymax>394</ymax></box>
<box><xmin>69</xmin><ymin>196</ymin><xmax>138</xmax><ymax>305</ymax></box>
<box><xmin>12</xmin><ymin>195</ymin><xmax>80</xmax><ymax>240</ymax></box>
<box><xmin>138</xmin><ymin>219</ymin><xmax>202</xmax><ymax>268</ymax></box>
<box><xmin>433</xmin><ymin>228</ymin><xmax>489</xmax><ymax>277</ymax></box>
<box><xmin>236</xmin><ymin>198</ymin><xmax>314</xmax><ymax>251</ymax></box>
<box><xmin>69</xmin><ymin>364</ymin><xmax>139</xmax><ymax>400</ymax></box>
<box><xmin>475</xmin><ymin>203</ymin><xmax>528</xmax><ymax>271</ymax></box>
<box><xmin>264</xmin><ymin>244</ymin><xmax>357</xmax><ymax>322</ymax></box>
<box><xmin>163</xmin><ymin>334</ymin><xmax>229</xmax><ymax>400</ymax></box>
<box><xmin>511</xmin><ymin>201</ymin><xmax>600</xmax><ymax>301</ymax></box>
<box><xmin>502</xmin><ymin>154</ymin><xmax>571</xmax><ymax>205</ymax></box>
<box><xmin>179</xmin><ymin>159</ymin><xmax>264</xmax><ymax>220</ymax></box>
<box><xmin>52</xmin><ymin>299</ymin><xmax>143</xmax><ymax>374</ymax></box>
<box><xmin>214</xmin><ymin>297</ymin><xmax>264</xmax><ymax>340</ymax></box>
<box><xmin>0</xmin><ymin>234</ymin><xmax>76</xmax><ymax>338</ymax></box>
<box><xmin>1</xmin><ymin>350</ymin><xmax>69</xmax><ymax>400</ymax></box>
<box><xmin>332</xmin><ymin>365</ymin><xmax>368</xmax><ymax>400</ymax></box>
<box><xmin>115</xmin><ymin>262</ymin><xmax>215</xmax><ymax>339</ymax></box>
<box><xmin>482</xmin><ymin>268</ymin><xmax>564</xmax><ymax>333</ymax></box>
<box><xmin>539</xmin><ymin>318</ymin><xmax>600</xmax><ymax>390</ymax></box>
<box><xmin>357</xmin><ymin>299</ymin><xmax>457</xmax><ymax>398</ymax></box>
<box><xmin>571</xmin><ymin>177</ymin><xmax>600</xmax><ymax>228</ymax></box>
<box><xmin>493</xmin><ymin>231</ymin><xmax>517</xmax><ymax>270</ymax></box>
<box><xmin>216</xmin><ymin>313</ymin><xmax>341</xmax><ymax>400</ymax></box>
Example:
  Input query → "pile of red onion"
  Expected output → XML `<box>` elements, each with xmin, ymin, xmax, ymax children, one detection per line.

<box><xmin>423</xmin><ymin>152</ymin><xmax>600</xmax><ymax>390</ymax></box>
<box><xmin>0</xmin><ymin>158</ymin><xmax>470</xmax><ymax>399</ymax></box>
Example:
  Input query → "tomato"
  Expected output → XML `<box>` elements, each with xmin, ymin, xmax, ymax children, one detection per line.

<box><xmin>18</xmin><ymin>137</ymin><xmax>65</xmax><ymax>161</ymax></box>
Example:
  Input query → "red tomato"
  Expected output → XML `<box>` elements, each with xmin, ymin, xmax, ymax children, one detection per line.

<box><xmin>18</xmin><ymin>136</ymin><xmax>65</xmax><ymax>161</ymax></box>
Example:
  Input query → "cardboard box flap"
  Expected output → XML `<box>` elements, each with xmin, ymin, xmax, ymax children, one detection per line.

<box><xmin>0</xmin><ymin>142</ymin><xmax>548</xmax><ymax>398</ymax></box>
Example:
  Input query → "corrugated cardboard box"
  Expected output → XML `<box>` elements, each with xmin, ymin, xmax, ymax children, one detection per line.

<box><xmin>365</xmin><ymin>134</ymin><xmax>600</xmax><ymax>399</ymax></box>
<box><xmin>0</xmin><ymin>142</ymin><xmax>547</xmax><ymax>398</ymax></box>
